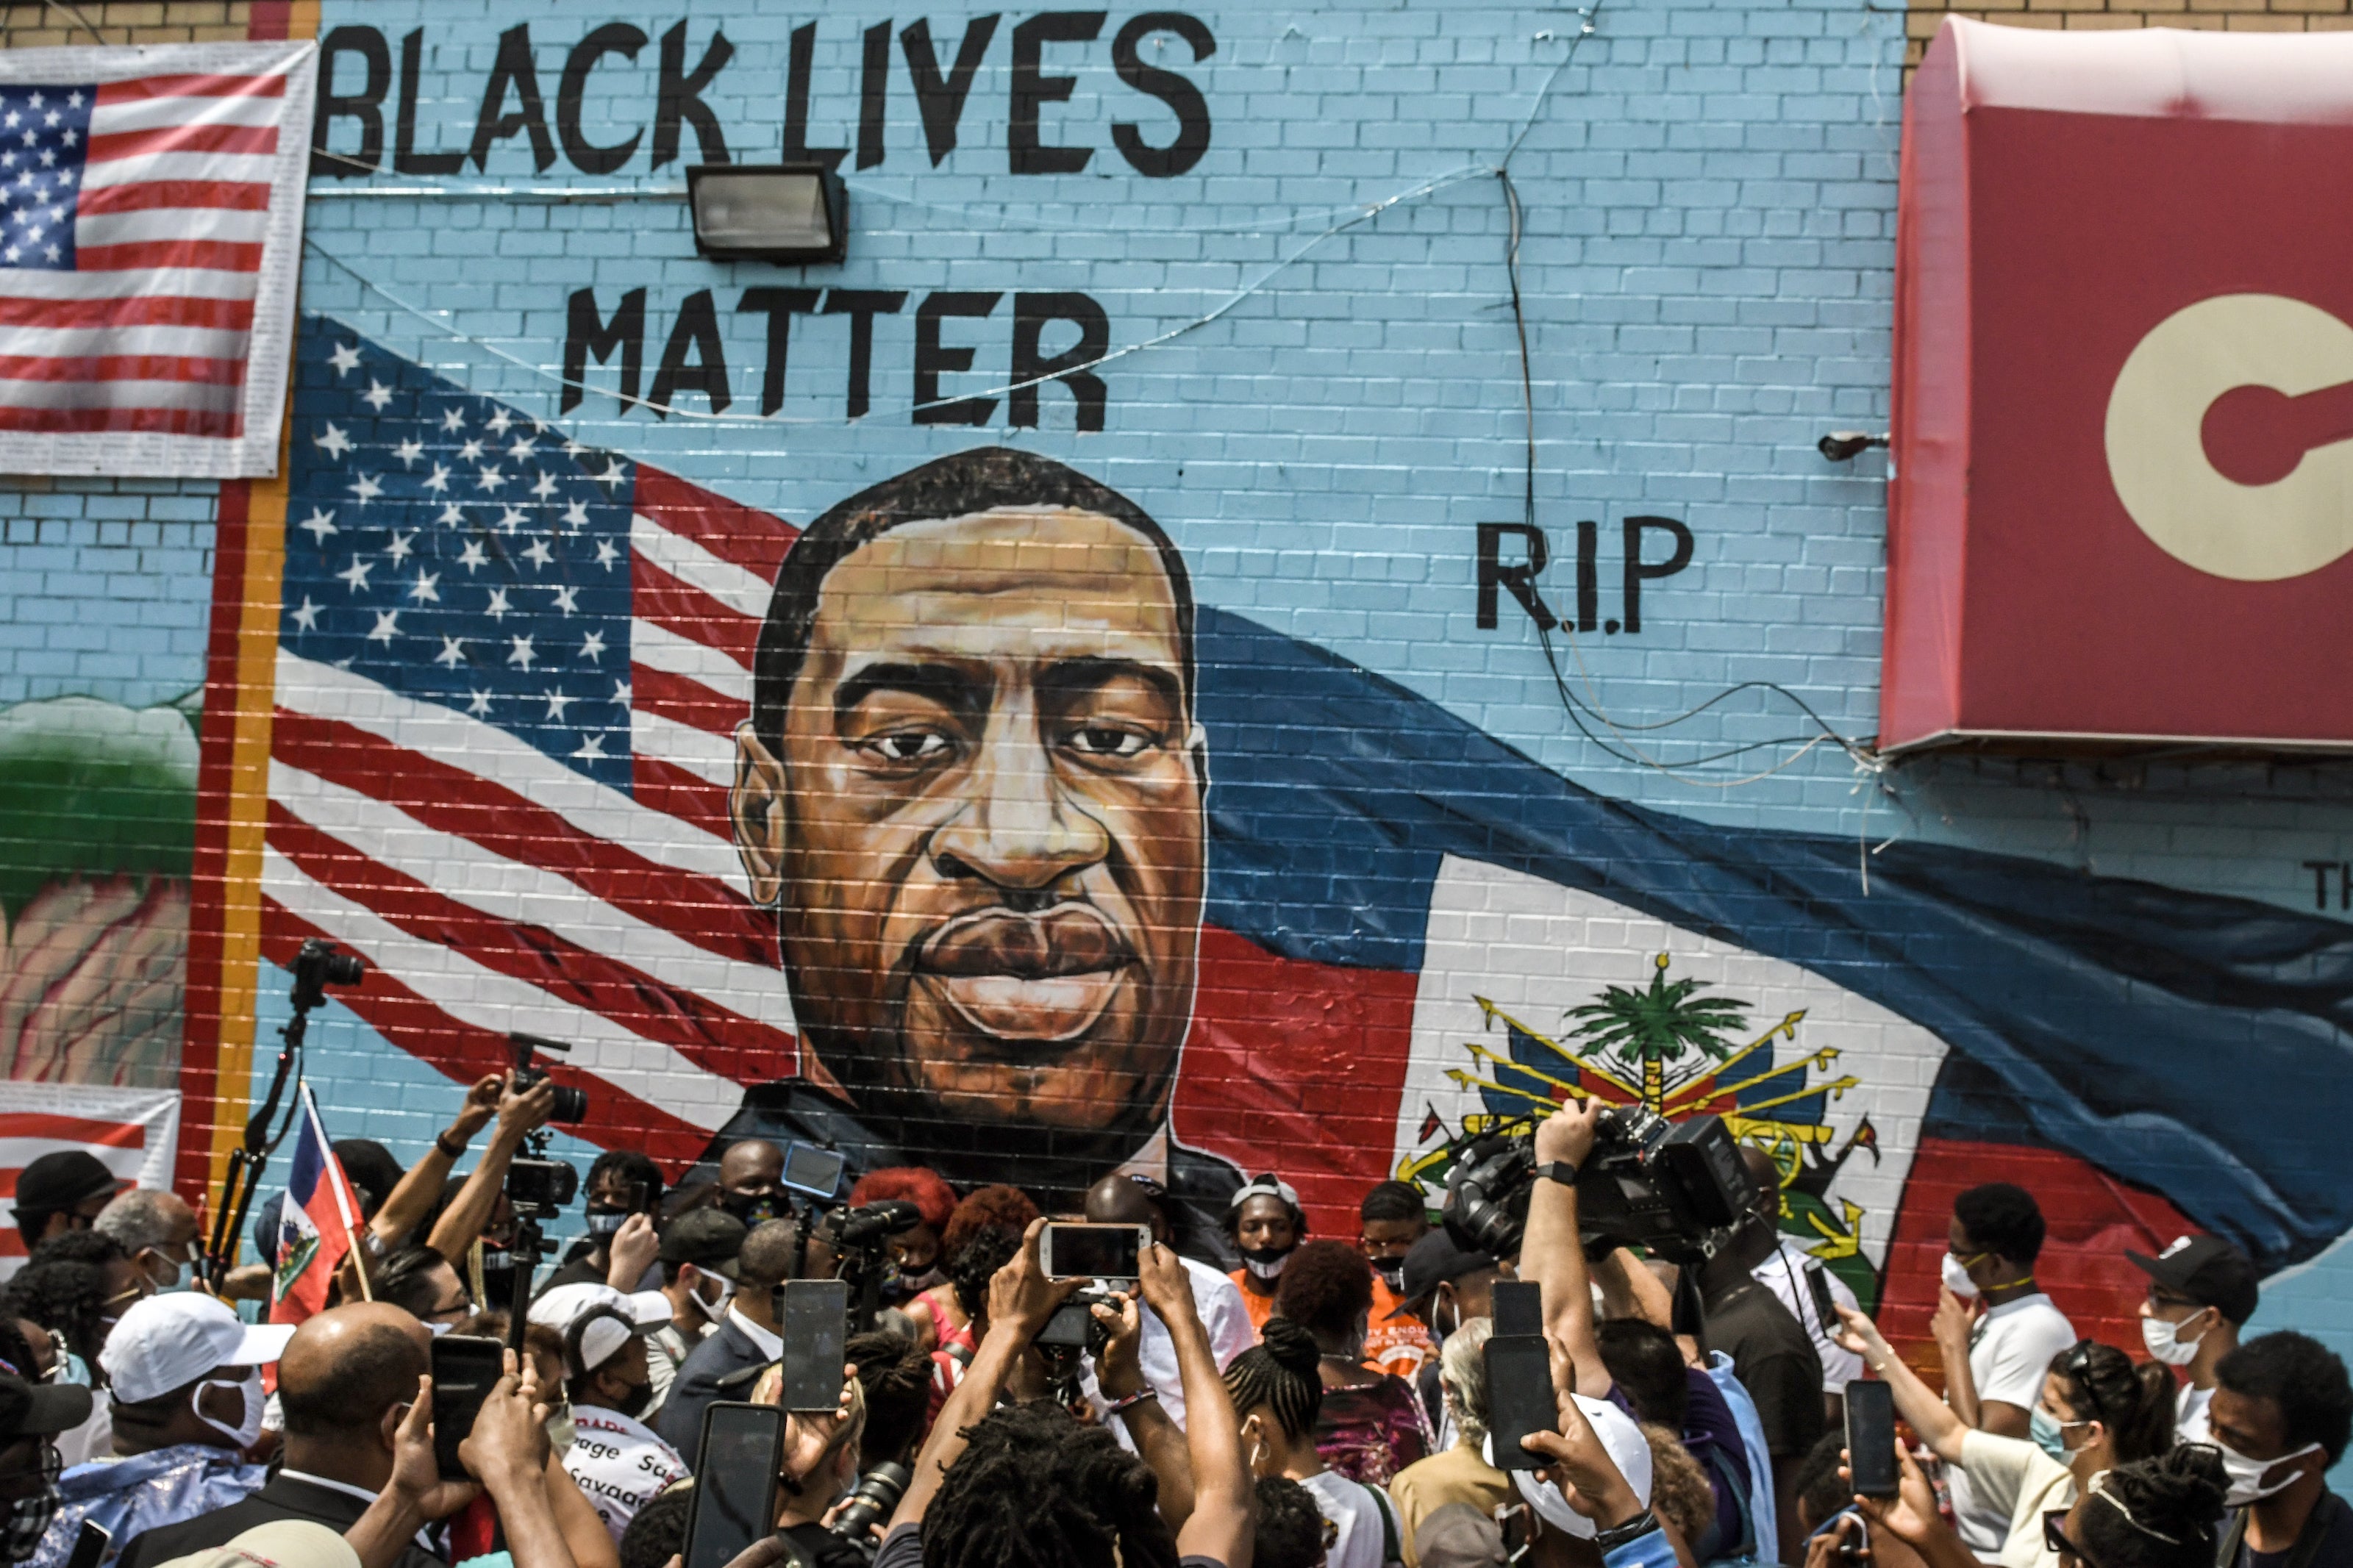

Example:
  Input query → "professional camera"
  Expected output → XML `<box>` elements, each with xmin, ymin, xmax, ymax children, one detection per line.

<box><xmin>1440</xmin><ymin>1106</ymin><xmax>1754</xmax><ymax>1265</ymax></box>
<box><xmin>829</xmin><ymin>1461</ymin><xmax>911</xmax><ymax>1553</ymax></box>
<box><xmin>290</xmin><ymin>938</ymin><xmax>365</xmax><ymax>1011</ymax></box>
<box><xmin>1033</xmin><ymin>1286</ymin><xmax>1117</xmax><ymax>1354</ymax></box>
<box><xmin>507</xmin><ymin>1031</ymin><xmax>588</xmax><ymax>1123</ymax></box>
<box><xmin>837</xmin><ymin>1200</ymin><xmax>921</xmax><ymax>1251</ymax></box>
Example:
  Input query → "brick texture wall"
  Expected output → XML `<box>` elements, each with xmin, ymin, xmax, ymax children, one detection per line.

<box><xmin>0</xmin><ymin>1</ymin><xmax>254</xmax><ymax>49</ymax></box>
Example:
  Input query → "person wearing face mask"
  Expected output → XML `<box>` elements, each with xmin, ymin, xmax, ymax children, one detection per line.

<box><xmin>542</xmin><ymin>1156</ymin><xmax>667</xmax><ymax>1296</ymax></box>
<box><xmin>0</xmin><ymin>1370</ymin><xmax>91</xmax><ymax>1567</ymax></box>
<box><xmin>530</xmin><ymin>1285</ymin><xmax>687</xmax><ymax>1544</ymax></box>
<box><xmin>716</xmin><ymin>1141</ymin><xmax>787</xmax><ymax>1229</ymax></box>
<box><xmin>2126</xmin><ymin>1233</ymin><xmax>2259</xmax><ymax>1447</ymax></box>
<box><xmin>1226</xmin><ymin>1175</ymin><xmax>1307</xmax><ymax>1338</ymax></box>
<box><xmin>1835</xmin><ymin>1306</ymin><xmax>2177</xmax><ymax>1568</ymax></box>
<box><xmin>1395</xmin><ymin>1234</ymin><xmax>1507</xmax><ymax>1445</ymax></box>
<box><xmin>2209</xmin><ymin>1331</ymin><xmax>2353</xmax><ymax>1568</ymax></box>
<box><xmin>93</xmin><ymin>1192</ymin><xmax>201</xmax><ymax>1296</ymax></box>
<box><xmin>1932</xmin><ymin>1183</ymin><xmax>2079</xmax><ymax>1553</ymax></box>
<box><xmin>647</xmin><ymin>1210</ymin><xmax>744</xmax><ymax>1415</ymax></box>
<box><xmin>112</xmin><ymin>1303</ymin><xmax>447</xmax><ymax>1568</ymax></box>
<box><xmin>657</xmin><ymin>1220</ymin><xmax>801</xmax><ymax>1468</ymax></box>
<box><xmin>1357</xmin><ymin>1184</ymin><xmax>1432</xmax><ymax>1385</ymax></box>
<box><xmin>26</xmin><ymin>1295</ymin><xmax>291</xmax><ymax>1568</ymax></box>
<box><xmin>899</xmin><ymin>1186</ymin><xmax>1038</xmax><ymax>1358</ymax></box>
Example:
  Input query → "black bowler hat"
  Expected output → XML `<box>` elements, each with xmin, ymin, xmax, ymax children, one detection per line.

<box><xmin>12</xmin><ymin>1151</ymin><xmax>120</xmax><ymax>1223</ymax></box>
<box><xmin>2126</xmin><ymin>1234</ymin><xmax>2260</xmax><ymax>1325</ymax></box>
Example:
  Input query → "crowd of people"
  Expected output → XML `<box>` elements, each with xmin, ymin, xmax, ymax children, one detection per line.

<box><xmin>0</xmin><ymin>1080</ymin><xmax>2339</xmax><ymax>1568</ymax></box>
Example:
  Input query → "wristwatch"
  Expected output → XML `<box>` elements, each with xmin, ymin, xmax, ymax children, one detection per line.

<box><xmin>1593</xmin><ymin>1511</ymin><xmax>1660</xmax><ymax>1553</ymax></box>
<box><xmin>1535</xmin><ymin>1161</ymin><xmax>1579</xmax><ymax>1186</ymax></box>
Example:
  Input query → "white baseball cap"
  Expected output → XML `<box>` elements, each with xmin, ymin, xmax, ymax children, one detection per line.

<box><xmin>526</xmin><ymin>1284</ymin><xmax>671</xmax><ymax>1375</ymax></box>
<box><xmin>1485</xmin><ymin>1393</ymin><xmax>1654</xmax><ymax>1539</ymax></box>
<box><xmin>102</xmin><ymin>1294</ymin><xmax>295</xmax><ymax>1405</ymax></box>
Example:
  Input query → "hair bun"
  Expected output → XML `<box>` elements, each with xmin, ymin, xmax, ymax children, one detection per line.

<box><xmin>1260</xmin><ymin>1317</ymin><xmax>1322</xmax><ymax>1376</ymax></box>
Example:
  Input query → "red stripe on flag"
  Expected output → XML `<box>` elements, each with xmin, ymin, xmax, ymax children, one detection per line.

<box><xmin>258</xmin><ymin>904</ymin><xmax>719</xmax><ymax>1173</ymax></box>
<box><xmin>0</xmin><ymin>292</ymin><xmax>254</xmax><ymax>332</ymax></box>
<box><xmin>0</xmin><ymin>354</ymin><xmax>246</xmax><ymax>386</ymax></box>
<box><xmin>631</xmin><ymin>557</ymin><xmax>761</xmax><ymax>667</ymax></box>
<box><xmin>265</xmin><ymin>804</ymin><xmax>793</xmax><ymax>1087</ymax></box>
<box><xmin>631</xmin><ymin>663</ymin><xmax>743</xmax><ymax>737</ymax></box>
<box><xmin>633</xmin><ymin>464</ymin><xmax>799</xmax><ymax>588</ymax></box>
<box><xmin>85</xmin><ymin>123</ymin><xmax>279</xmax><ymax>162</ymax></box>
<box><xmin>270</xmin><ymin>709</ymin><xmax>777</xmax><ymax>969</ymax></box>
<box><xmin>96</xmin><ymin>73</ymin><xmax>290</xmax><ymax>104</ymax></box>
<box><xmin>0</xmin><ymin>405</ymin><xmax>238</xmax><ymax>437</ymax></box>
<box><xmin>0</xmin><ymin>1112</ymin><xmax>146</xmax><ymax>1147</ymax></box>
<box><xmin>629</xmin><ymin>755</ymin><xmax>734</xmax><ymax>844</ymax></box>
<box><xmin>75</xmin><ymin>240</ymin><xmax>265</xmax><ymax>274</ymax></box>
<box><xmin>77</xmin><ymin>180</ymin><xmax>272</xmax><ymax>215</ymax></box>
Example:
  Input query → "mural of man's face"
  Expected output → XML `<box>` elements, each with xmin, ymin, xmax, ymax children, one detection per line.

<box><xmin>732</xmin><ymin>506</ymin><xmax>1207</xmax><ymax>1142</ymax></box>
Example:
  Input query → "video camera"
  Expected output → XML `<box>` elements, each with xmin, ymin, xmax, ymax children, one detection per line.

<box><xmin>290</xmin><ymin>937</ymin><xmax>365</xmax><ymax>1011</ymax></box>
<box><xmin>501</xmin><ymin>1033</ymin><xmax>582</xmax><ymax>1220</ymax></box>
<box><xmin>1441</xmin><ymin>1106</ymin><xmax>1754</xmax><ymax>1265</ymax></box>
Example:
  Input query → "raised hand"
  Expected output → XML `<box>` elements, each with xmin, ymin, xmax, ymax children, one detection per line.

<box><xmin>1093</xmin><ymin>1290</ymin><xmax>1147</xmax><ymax>1400</ymax></box>
<box><xmin>386</xmin><ymin>1375</ymin><xmax>479</xmax><ymax>1520</ymax></box>
<box><xmin>1535</xmin><ymin>1098</ymin><xmax>1604</xmax><ymax>1169</ymax></box>
<box><xmin>986</xmin><ymin>1219</ymin><xmax>1085</xmax><ymax>1339</ymax></box>
<box><xmin>607</xmin><ymin>1212</ymin><xmax>658</xmax><ymax>1286</ymax></box>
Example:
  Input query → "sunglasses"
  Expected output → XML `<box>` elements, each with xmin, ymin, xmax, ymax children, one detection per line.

<box><xmin>2044</xmin><ymin>1511</ymin><xmax>2108</xmax><ymax>1568</ymax></box>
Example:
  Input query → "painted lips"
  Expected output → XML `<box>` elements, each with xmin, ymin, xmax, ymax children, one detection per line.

<box><xmin>914</xmin><ymin>905</ymin><xmax>1132</xmax><ymax>1042</ymax></box>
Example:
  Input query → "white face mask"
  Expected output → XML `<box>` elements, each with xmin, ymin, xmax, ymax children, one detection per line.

<box><xmin>1940</xmin><ymin>1252</ymin><xmax>1982</xmax><ymax>1300</ymax></box>
<box><xmin>544</xmin><ymin>1400</ymin><xmax>575</xmax><ymax>1456</ymax></box>
<box><xmin>2139</xmin><ymin>1311</ymin><xmax>2206</xmax><ymax>1367</ymax></box>
<box><xmin>2217</xmin><ymin>1438</ymin><xmax>2323</xmax><ymax>1507</ymax></box>
<box><xmin>194</xmin><ymin>1371</ymin><xmax>265</xmax><ymax>1450</ymax></box>
<box><xmin>693</xmin><ymin>1274</ymin><xmax>734</xmax><ymax>1320</ymax></box>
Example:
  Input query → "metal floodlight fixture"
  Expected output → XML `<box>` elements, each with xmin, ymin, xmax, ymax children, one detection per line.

<box><xmin>1818</xmin><ymin>430</ymin><xmax>1892</xmax><ymax>462</ymax></box>
<box><xmin>687</xmin><ymin>163</ymin><xmax>848</xmax><ymax>264</ymax></box>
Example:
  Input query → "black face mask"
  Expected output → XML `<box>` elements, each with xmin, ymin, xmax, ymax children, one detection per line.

<box><xmin>723</xmin><ymin>1193</ymin><xmax>779</xmax><ymax>1226</ymax></box>
<box><xmin>1239</xmin><ymin>1244</ymin><xmax>1295</xmax><ymax>1280</ymax></box>
<box><xmin>1373</xmin><ymin>1259</ymin><xmax>1406</xmax><ymax>1292</ymax></box>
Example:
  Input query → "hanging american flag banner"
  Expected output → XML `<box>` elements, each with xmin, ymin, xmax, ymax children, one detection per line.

<box><xmin>0</xmin><ymin>40</ymin><xmax>314</xmax><ymax>477</ymax></box>
<box><xmin>263</xmin><ymin>317</ymin><xmax>800</xmax><ymax>1167</ymax></box>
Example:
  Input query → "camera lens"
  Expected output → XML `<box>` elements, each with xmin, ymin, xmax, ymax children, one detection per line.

<box><xmin>323</xmin><ymin>951</ymin><xmax>366</xmax><ymax>986</ymax></box>
<box><xmin>549</xmin><ymin>1084</ymin><xmax>589</xmax><ymax>1123</ymax></box>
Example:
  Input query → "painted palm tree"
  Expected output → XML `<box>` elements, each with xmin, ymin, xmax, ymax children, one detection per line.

<box><xmin>1564</xmin><ymin>951</ymin><xmax>1750</xmax><ymax>1108</ymax></box>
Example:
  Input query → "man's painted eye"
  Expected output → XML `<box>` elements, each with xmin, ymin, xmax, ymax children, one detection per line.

<box><xmin>863</xmin><ymin>731</ymin><xmax>953</xmax><ymax>763</ymax></box>
<box><xmin>1064</xmin><ymin>725</ymin><xmax>1156</xmax><ymax>759</ymax></box>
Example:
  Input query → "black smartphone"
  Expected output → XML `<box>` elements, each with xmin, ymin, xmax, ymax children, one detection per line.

<box><xmin>429</xmin><ymin>1334</ymin><xmax>506</xmax><ymax>1481</ymax></box>
<box><xmin>1805</xmin><ymin>1261</ymin><xmax>1840</xmax><ymax>1333</ymax></box>
<box><xmin>63</xmin><ymin>1522</ymin><xmax>107</xmax><ymax>1568</ymax></box>
<box><xmin>1039</xmin><ymin>1222</ymin><xmax>1147</xmax><ymax>1281</ymax></box>
<box><xmin>1483</xmin><ymin>1333</ymin><xmax>1558</xmax><ymax>1472</ymax></box>
<box><xmin>778</xmin><ymin>1278</ymin><xmax>851</xmax><ymax>1412</ymax></box>
<box><xmin>627</xmin><ymin>1180</ymin><xmax>650</xmax><ymax>1214</ymax></box>
<box><xmin>1491</xmin><ymin>1277</ymin><xmax>1543</xmax><ymax>1339</ymax></box>
<box><xmin>683</xmin><ymin>1403</ymin><xmax>785</xmax><ymax>1568</ymax></box>
<box><xmin>1845</xmin><ymin>1378</ymin><xmax>1899</xmax><ymax>1498</ymax></box>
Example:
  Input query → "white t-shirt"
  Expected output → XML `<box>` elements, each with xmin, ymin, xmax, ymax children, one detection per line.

<box><xmin>2176</xmin><ymin>1382</ymin><xmax>2213</xmax><ymax>1446</ymax></box>
<box><xmin>1301</xmin><ymin>1467</ymin><xmax>1394</xmax><ymax>1568</ymax></box>
<box><xmin>563</xmin><ymin>1404</ymin><xmax>690</xmax><ymax>1542</ymax></box>
<box><xmin>1091</xmin><ymin>1256</ymin><xmax>1257</xmax><ymax>1438</ymax></box>
<box><xmin>1949</xmin><ymin>1293</ymin><xmax>2077</xmax><ymax>1550</ymax></box>
<box><xmin>1752</xmin><ymin>1238</ymin><xmax>1865</xmax><ymax>1391</ymax></box>
<box><xmin>1958</xmin><ymin>1428</ymin><xmax>2077</xmax><ymax>1568</ymax></box>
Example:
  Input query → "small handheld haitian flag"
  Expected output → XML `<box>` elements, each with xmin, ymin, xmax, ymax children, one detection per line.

<box><xmin>268</xmin><ymin>1084</ymin><xmax>365</xmax><ymax>1325</ymax></box>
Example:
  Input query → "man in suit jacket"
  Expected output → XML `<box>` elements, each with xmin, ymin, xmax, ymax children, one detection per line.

<box><xmin>656</xmin><ymin>1217</ymin><xmax>799</xmax><ymax>1469</ymax></box>
<box><xmin>116</xmin><ymin>1304</ymin><xmax>443</xmax><ymax>1568</ymax></box>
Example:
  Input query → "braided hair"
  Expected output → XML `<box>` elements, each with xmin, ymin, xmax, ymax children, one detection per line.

<box><xmin>922</xmin><ymin>1400</ymin><xmax>1178</xmax><ymax>1568</ymax></box>
<box><xmin>1224</xmin><ymin>1318</ymin><xmax>1324</xmax><ymax>1442</ymax></box>
<box><xmin>2049</xmin><ymin>1341</ymin><xmax>2177</xmax><ymax>1462</ymax></box>
<box><xmin>2075</xmin><ymin>1446</ymin><xmax>2229</xmax><ymax>1568</ymax></box>
<box><xmin>947</xmin><ymin>1225</ymin><xmax>1024</xmax><ymax>1320</ymax></box>
<box><xmin>1</xmin><ymin>1260</ymin><xmax>109</xmax><ymax>1379</ymax></box>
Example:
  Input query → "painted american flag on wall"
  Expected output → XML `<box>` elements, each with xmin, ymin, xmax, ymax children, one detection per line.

<box><xmin>265</xmin><ymin>318</ymin><xmax>798</xmax><ymax>1166</ymax></box>
<box><xmin>0</xmin><ymin>41</ymin><xmax>315</xmax><ymax>477</ymax></box>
